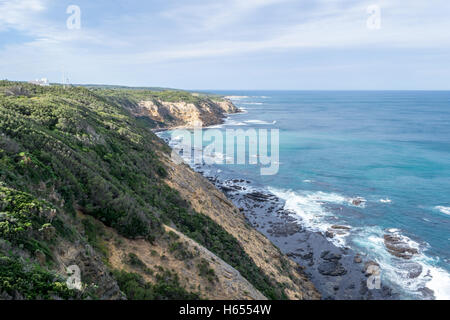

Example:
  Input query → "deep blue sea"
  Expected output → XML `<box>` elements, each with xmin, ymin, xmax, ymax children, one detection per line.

<box><xmin>163</xmin><ymin>91</ymin><xmax>450</xmax><ymax>299</ymax></box>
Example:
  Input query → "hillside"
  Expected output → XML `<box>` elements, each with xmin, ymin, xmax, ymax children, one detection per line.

<box><xmin>0</xmin><ymin>81</ymin><xmax>319</xmax><ymax>300</ymax></box>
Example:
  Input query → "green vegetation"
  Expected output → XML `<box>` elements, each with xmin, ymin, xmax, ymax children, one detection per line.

<box><xmin>112</xmin><ymin>269</ymin><xmax>200</xmax><ymax>300</ymax></box>
<box><xmin>0</xmin><ymin>81</ymin><xmax>167</xmax><ymax>241</ymax></box>
<box><xmin>0</xmin><ymin>81</ymin><xmax>287</xmax><ymax>300</ymax></box>
<box><xmin>169</xmin><ymin>241</ymin><xmax>194</xmax><ymax>261</ymax></box>
<box><xmin>197</xmin><ymin>259</ymin><xmax>217</xmax><ymax>283</ymax></box>
<box><xmin>97</xmin><ymin>88</ymin><xmax>204</xmax><ymax>105</ymax></box>
<box><xmin>0</xmin><ymin>186</ymin><xmax>50</xmax><ymax>241</ymax></box>
<box><xmin>81</xmin><ymin>216</ymin><xmax>109</xmax><ymax>258</ymax></box>
<box><xmin>0</xmin><ymin>253</ymin><xmax>77</xmax><ymax>299</ymax></box>
<box><xmin>163</xmin><ymin>201</ymin><xmax>287</xmax><ymax>299</ymax></box>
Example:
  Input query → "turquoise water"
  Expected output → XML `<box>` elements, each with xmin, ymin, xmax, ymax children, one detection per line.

<box><xmin>165</xmin><ymin>91</ymin><xmax>450</xmax><ymax>299</ymax></box>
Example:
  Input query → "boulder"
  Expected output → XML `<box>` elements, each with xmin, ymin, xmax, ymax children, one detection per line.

<box><xmin>353</xmin><ymin>254</ymin><xmax>362</xmax><ymax>264</ymax></box>
<box><xmin>318</xmin><ymin>261</ymin><xmax>347</xmax><ymax>276</ymax></box>
<box><xmin>331</xmin><ymin>225</ymin><xmax>351</xmax><ymax>230</ymax></box>
<box><xmin>320</xmin><ymin>250</ymin><xmax>342</xmax><ymax>262</ymax></box>
<box><xmin>325</xmin><ymin>231</ymin><xmax>334</xmax><ymax>238</ymax></box>
<box><xmin>383</xmin><ymin>234</ymin><xmax>418</xmax><ymax>259</ymax></box>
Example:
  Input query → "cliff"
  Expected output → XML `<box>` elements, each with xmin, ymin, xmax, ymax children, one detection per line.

<box><xmin>0</xmin><ymin>82</ymin><xmax>319</xmax><ymax>300</ymax></box>
<box><xmin>130</xmin><ymin>97</ymin><xmax>239</xmax><ymax>128</ymax></box>
<box><xmin>161</xmin><ymin>151</ymin><xmax>319</xmax><ymax>299</ymax></box>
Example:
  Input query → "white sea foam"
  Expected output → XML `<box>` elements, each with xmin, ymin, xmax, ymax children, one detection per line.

<box><xmin>163</xmin><ymin>129</ymin><xmax>450</xmax><ymax>300</ymax></box>
<box><xmin>268</xmin><ymin>188</ymin><xmax>349</xmax><ymax>246</ymax></box>
<box><xmin>244</xmin><ymin>120</ymin><xmax>274</xmax><ymax>125</ymax></box>
<box><xmin>380</xmin><ymin>198</ymin><xmax>392</xmax><ymax>203</ymax></box>
<box><xmin>267</xmin><ymin>185</ymin><xmax>450</xmax><ymax>299</ymax></box>
<box><xmin>425</xmin><ymin>264</ymin><xmax>450</xmax><ymax>300</ymax></box>
<box><xmin>435</xmin><ymin>206</ymin><xmax>450</xmax><ymax>216</ymax></box>
<box><xmin>224</xmin><ymin>119</ymin><xmax>248</xmax><ymax>126</ymax></box>
<box><xmin>225</xmin><ymin>95</ymin><xmax>249</xmax><ymax>100</ymax></box>
<box><xmin>241</xmin><ymin>102</ymin><xmax>263</xmax><ymax>105</ymax></box>
<box><xmin>353</xmin><ymin>227</ymin><xmax>450</xmax><ymax>299</ymax></box>
<box><xmin>207</xmin><ymin>124</ymin><xmax>224</xmax><ymax>129</ymax></box>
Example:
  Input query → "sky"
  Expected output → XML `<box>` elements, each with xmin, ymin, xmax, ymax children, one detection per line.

<box><xmin>0</xmin><ymin>0</ymin><xmax>450</xmax><ymax>90</ymax></box>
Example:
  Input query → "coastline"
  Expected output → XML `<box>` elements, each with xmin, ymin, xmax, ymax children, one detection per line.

<box><xmin>199</xmin><ymin>173</ymin><xmax>398</xmax><ymax>299</ymax></box>
<box><xmin>155</xmin><ymin>94</ymin><xmax>449</xmax><ymax>300</ymax></box>
<box><xmin>156</xmin><ymin>116</ymin><xmax>399</xmax><ymax>300</ymax></box>
<box><xmin>157</xmin><ymin>129</ymin><xmax>399</xmax><ymax>299</ymax></box>
<box><xmin>151</xmin><ymin>107</ymin><xmax>246</xmax><ymax>133</ymax></box>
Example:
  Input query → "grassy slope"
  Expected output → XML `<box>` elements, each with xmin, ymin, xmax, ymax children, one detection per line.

<box><xmin>0</xmin><ymin>82</ymin><xmax>289</xmax><ymax>300</ymax></box>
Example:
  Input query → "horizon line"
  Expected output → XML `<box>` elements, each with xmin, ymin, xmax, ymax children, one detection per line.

<box><xmin>3</xmin><ymin>80</ymin><xmax>450</xmax><ymax>92</ymax></box>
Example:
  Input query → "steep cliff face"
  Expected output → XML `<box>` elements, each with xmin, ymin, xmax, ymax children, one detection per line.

<box><xmin>106</xmin><ymin>89</ymin><xmax>320</xmax><ymax>299</ymax></box>
<box><xmin>160</xmin><ymin>152</ymin><xmax>320</xmax><ymax>300</ymax></box>
<box><xmin>0</xmin><ymin>82</ymin><xmax>319</xmax><ymax>300</ymax></box>
<box><xmin>130</xmin><ymin>98</ymin><xmax>239</xmax><ymax>128</ymax></box>
<box><xmin>106</xmin><ymin>224</ymin><xmax>267</xmax><ymax>300</ymax></box>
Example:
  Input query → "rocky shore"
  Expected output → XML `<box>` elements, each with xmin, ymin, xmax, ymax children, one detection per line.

<box><xmin>155</xmin><ymin>97</ymin><xmax>435</xmax><ymax>300</ymax></box>
<box><xmin>193</xmin><ymin>168</ymin><xmax>400</xmax><ymax>300</ymax></box>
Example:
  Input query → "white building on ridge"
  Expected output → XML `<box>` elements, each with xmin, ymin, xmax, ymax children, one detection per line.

<box><xmin>29</xmin><ymin>78</ymin><xmax>50</xmax><ymax>86</ymax></box>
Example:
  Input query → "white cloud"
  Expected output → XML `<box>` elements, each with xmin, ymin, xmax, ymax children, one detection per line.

<box><xmin>1</xmin><ymin>0</ymin><xmax>449</xmax><ymax>85</ymax></box>
<box><xmin>162</xmin><ymin>0</ymin><xmax>294</xmax><ymax>32</ymax></box>
<box><xmin>0</xmin><ymin>0</ymin><xmax>48</xmax><ymax>31</ymax></box>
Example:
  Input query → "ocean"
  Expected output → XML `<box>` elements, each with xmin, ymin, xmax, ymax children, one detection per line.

<box><xmin>160</xmin><ymin>91</ymin><xmax>450</xmax><ymax>299</ymax></box>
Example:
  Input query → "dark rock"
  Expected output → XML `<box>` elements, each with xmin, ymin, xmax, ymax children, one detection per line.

<box><xmin>301</xmin><ymin>252</ymin><xmax>314</xmax><ymax>260</ymax></box>
<box><xmin>398</xmin><ymin>261</ymin><xmax>423</xmax><ymax>279</ymax></box>
<box><xmin>325</xmin><ymin>231</ymin><xmax>334</xmax><ymax>238</ymax></box>
<box><xmin>244</xmin><ymin>192</ymin><xmax>271</xmax><ymax>202</ymax></box>
<box><xmin>418</xmin><ymin>287</ymin><xmax>435</xmax><ymax>300</ymax></box>
<box><xmin>331</xmin><ymin>225</ymin><xmax>351</xmax><ymax>230</ymax></box>
<box><xmin>318</xmin><ymin>261</ymin><xmax>347</xmax><ymax>276</ymax></box>
<box><xmin>359</xmin><ymin>280</ymin><xmax>368</xmax><ymax>295</ymax></box>
<box><xmin>383</xmin><ymin>234</ymin><xmax>418</xmax><ymax>259</ymax></box>
<box><xmin>320</xmin><ymin>251</ymin><xmax>342</xmax><ymax>261</ymax></box>
<box><xmin>381</xmin><ymin>285</ymin><xmax>393</xmax><ymax>298</ymax></box>
<box><xmin>354</xmin><ymin>254</ymin><xmax>362</xmax><ymax>264</ymax></box>
<box><xmin>266</xmin><ymin>222</ymin><xmax>301</xmax><ymax>237</ymax></box>
<box><xmin>220</xmin><ymin>186</ymin><xmax>235</xmax><ymax>193</ymax></box>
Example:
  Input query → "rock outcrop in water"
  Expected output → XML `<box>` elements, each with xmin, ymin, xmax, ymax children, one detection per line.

<box><xmin>383</xmin><ymin>234</ymin><xmax>418</xmax><ymax>260</ymax></box>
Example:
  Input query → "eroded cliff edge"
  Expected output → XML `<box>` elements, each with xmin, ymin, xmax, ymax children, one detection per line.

<box><xmin>0</xmin><ymin>83</ymin><xmax>319</xmax><ymax>300</ymax></box>
<box><xmin>102</xmin><ymin>89</ymin><xmax>240</xmax><ymax>129</ymax></box>
<box><xmin>160</xmin><ymin>151</ymin><xmax>319</xmax><ymax>299</ymax></box>
<box><xmin>133</xmin><ymin>98</ymin><xmax>238</xmax><ymax>128</ymax></box>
